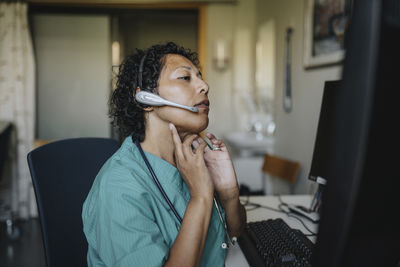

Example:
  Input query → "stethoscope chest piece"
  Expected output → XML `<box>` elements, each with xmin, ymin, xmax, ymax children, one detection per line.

<box><xmin>221</xmin><ymin>236</ymin><xmax>237</xmax><ymax>249</ymax></box>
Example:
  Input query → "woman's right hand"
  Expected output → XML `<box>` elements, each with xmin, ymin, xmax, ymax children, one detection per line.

<box><xmin>165</xmin><ymin>124</ymin><xmax>215</xmax><ymax>267</ymax></box>
<box><xmin>169</xmin><ymin>123</ymin><xmax>214</xmax><ymax>199</ymax></box>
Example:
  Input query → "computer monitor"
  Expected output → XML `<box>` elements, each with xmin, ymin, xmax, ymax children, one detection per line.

<box><xmin>308</xmin><ymin>80</ymin><xmax>341</xmax><ymax>184</ymax></box>
<box><xmin>312</xmin><ymin>1</ymin><xmax>400</xmax><ymax>266</ymax></box>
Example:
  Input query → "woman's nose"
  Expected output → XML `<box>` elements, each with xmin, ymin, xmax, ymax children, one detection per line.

<box><xmin>198</xmin><ymin>79</ymin><xmax>209</xmax><ymax>95</ymax></box>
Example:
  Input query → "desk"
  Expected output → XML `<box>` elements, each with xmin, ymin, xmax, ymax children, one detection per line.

<box><xmin>225</xmin><ymin>194</ymin><xmax>318</xmax><ymax>267</ymax></box>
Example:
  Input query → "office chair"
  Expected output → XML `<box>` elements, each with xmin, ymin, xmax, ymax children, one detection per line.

<box><xmin>27</xmin><ymin>137</ymin><xmax>120</xmax><ymax>267</ymax></box>
<box><xmin>261</xmin><ymin>154</ymin><xmax>300</xmax><ymax>195</ymax></box>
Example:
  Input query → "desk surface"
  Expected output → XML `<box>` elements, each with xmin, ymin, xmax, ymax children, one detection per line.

<box><xmin>225</xmin><ymin>194</ymin><xmax>318</xmax><ymax>267</ymax></box>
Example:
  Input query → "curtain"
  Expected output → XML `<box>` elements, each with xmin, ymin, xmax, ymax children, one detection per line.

<box><xmin>0</xmin><ymin>2</ymin><xmax>37</xmax><ymax>218</ymax></box>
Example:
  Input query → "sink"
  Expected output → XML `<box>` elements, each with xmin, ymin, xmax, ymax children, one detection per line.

<box><xmin>223</xmin><ymin>131</ymin><xmax>275</xmax><ymax>155</ymax></box>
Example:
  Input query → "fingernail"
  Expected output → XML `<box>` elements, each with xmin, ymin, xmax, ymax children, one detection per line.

<box><xmin>169</xmin><ymin>123</ymin><xmax>173</xmax><ymax>130</ymax></box>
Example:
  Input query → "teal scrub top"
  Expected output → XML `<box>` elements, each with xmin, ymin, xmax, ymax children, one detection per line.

<box><xmin>82</xmin><ymin>136</ymin><xmax>226</xmax><ymax>267</ymax></box>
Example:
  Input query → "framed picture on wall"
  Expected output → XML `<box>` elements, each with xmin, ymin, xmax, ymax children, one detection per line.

<box><xmin>303</xmin><ymin>0</ymin><xmax>353</xmax><ymax>69</ymax></box>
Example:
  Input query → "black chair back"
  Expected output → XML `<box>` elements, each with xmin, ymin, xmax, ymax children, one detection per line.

<box><xmin>27</xmin><ymin>137</ymin><xmax>120</xmax><ymax>267</ymax></box>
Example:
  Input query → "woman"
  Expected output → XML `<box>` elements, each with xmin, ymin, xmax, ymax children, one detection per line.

<box><xmin>82</xmin><ymin>42</ymin><xmax>246</xmax><ymax>267</ymax></box>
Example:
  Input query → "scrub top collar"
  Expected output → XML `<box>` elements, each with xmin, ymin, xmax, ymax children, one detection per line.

<box><xmin>124</xmin><ymin>136</ymin><xmax>189</xmax><ymax>202</ymax></box>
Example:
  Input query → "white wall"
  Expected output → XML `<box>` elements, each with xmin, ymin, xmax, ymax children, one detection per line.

<box><xmin>205</xmin><ymin>0</ymin><xmax>272</xmax><ymax>193</ymax></box>
<box><xmin>205</xmin><ymin>3</ymin><xmax>235</xmax><ymax>137</ymax></box>
<box><xmin>256</xmin><ymin>0</ymin><xmax>342</xmax><ymax>193</ymax></box>
<box><xmin>33</xmin><ymin>14</ymin><xmax>111</xmax><ymax>140</ymax></box>
<box><xmin>205</xmin><ymin>0</ymin><xmax>257</xmax><ymax>138</ymax></box>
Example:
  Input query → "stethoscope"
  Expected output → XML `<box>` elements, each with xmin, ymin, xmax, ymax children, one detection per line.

<box><xmin>133</xmin><ymin>137</ymin><xmax>236</xmax><ymax>249</ymax></box>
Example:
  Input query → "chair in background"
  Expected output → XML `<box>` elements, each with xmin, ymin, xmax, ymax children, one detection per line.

<box><xmin>27</xmin><ymin>137</ymin><xmax>120</xmax><ymax>267</ymax></box>
<box><xmin>261</xmin><ymin>154</ymin><xmax>300</xmax><ymax>195</ymax></box>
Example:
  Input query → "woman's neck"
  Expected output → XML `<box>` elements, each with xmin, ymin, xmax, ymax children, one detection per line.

<box><xmin>140</xmin><ymin>116</ymin><xmax>189</xmax><ymax>167</ymax></box>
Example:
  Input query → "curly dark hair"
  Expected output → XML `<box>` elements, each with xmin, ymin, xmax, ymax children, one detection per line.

<box><xmin>110</xmin><ymin>42</ymin><xmax>199</xmax><ymax>142</ymax></box>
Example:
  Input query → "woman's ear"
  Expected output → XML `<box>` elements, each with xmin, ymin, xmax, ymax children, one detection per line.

<box><xmin>135</xmin><ymin>87</ymin><xmax>154</xmax><ymax>111</ymax></box>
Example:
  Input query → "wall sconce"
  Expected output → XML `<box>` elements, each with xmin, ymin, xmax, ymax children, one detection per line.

<box><xmin>213</xmin><ymin>39</ymin><xmax>230</xmax><ymax>71</ymax></box>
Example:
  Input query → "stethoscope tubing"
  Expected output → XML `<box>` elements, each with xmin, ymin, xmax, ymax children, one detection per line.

<box><xmin>134</xmin><ymin>137</ymin><xmax>235</xmax><ymax>248</ymax></box>
<box><xmin>135</xmin><ymin>138</ymin><xmax>183</xmax><ymax>224</ymax></box>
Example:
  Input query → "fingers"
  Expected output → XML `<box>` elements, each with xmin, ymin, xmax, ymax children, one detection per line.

<box><xmin>206</xmin><ymin>132</ymin><xmax>225</xmax><ymax>150</ymax></box>
<box><xmin>206</xmin><ymin>132</ymin><xmax>216</xmax><ymax>140</ymax></box>
<box><xmin>195</xmin><ymin>140</ymin><xmax>208</xmax><ymax>156</ymax></box>
<box><xmin>183</xmin><ymin>134</ymin><xmax>198</xmax><ymax>147</ymax></box>
<box><xmin>170</xmin><ymin>123</ymin><xmax>205</xmax><ymax>159</ymax></box>
<box><xmin>192</xmin><ymin>138</ymin><xmax>201</xmax><ymax>149</ymax></box>
<box><xmin>182</xmin><ymin>134</ymin><xmax>198</xmax><ymax>155</ymax></box>
<box><xmin>169</xmin><ymin>123</ymin><xmax>184</xmax><ymax>159</ymax></box>
<box><xmin>193</xmin><ymin>137</ymin><xmax>211</xmax><ymax>153</ymax></box>
<box><xmin>206</xmin><ymin>132</ymin><xmax>221</xmax><ymax>145</ymax></box>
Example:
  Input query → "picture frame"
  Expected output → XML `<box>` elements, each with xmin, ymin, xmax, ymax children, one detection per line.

<box><xmin>303</xmin><ymin>0</ymin><xmax>353</xmax><ymax>69</ymax></box>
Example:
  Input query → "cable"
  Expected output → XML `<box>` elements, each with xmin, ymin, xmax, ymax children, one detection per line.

<box><xmin>241</xmin><ymin>195</ymin><xmax>263</xmax><ymax>211</ymax></box>
<box><xmin>244</xmin><ymin>204</ymin><xmax>262</xmax><ymax>212</ymax></box>
<box><xmin>241</xmin><ymin>194</ymin><xmax>284</xmax><ymax>213</ymax></box>
<box><xmin>286</xmin><ymin>213</ymin><xmax>317</xmax><ymax>236</ymax></box>
<box><xmin>277</xmin><ymin>195</ymin><xmax>318</xmax><ymax>236</ymax></box>
<box><xmin>240</xmin><ymin>194</ymin><xmax>250</xmax><ymax>205</ymax></box>
<box><xmin>249</xmin><ymin>203</ymin><xmax>286</xmax><ymax>213</ymax></box>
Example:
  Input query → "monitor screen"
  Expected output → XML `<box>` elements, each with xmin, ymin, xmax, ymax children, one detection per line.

<box><xmin>308</xmin><ymin>80</ymin><xmax>341</xmax><ymax>183</ymax></box>
<box><xmin>312</xmin><ymin>1</ymin><xmax>400</xmax><ymax>266</ymax></box>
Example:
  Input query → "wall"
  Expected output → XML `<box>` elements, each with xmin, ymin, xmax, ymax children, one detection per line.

<box><xmin>205</xmin><ymin>0</ymin><xmax>274</xmax><ymax>192</ymax></box>
<box><xmin>32</xmin><ymin>14</ymin><xmax>111</xmax><ymax>139</ymax></box>
<box><xmin>204</xmin><ymin>3</ymin><xmax>235</xmax><ymax>137</ymax></box>
<box><xmin>205</xmin><ymin>0</ymin><xmax>257</xmax><ymax>138</ymax></box>
<box><xmin>256</xmin><ymin>0</ymin><xmax>342</xmax><ymax>193</ymax></box>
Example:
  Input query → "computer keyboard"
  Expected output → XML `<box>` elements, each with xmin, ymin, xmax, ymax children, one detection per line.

<box><xmin>238</xmin><ymin>218</ymin><xmax>314</xmax><ymax>267</ymax></box>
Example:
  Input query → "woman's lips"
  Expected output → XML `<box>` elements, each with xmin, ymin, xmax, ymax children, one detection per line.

<box><xmin>194</xmin><ymin>100</ymin><xmax>210</xmax><ymax>109</ymax></box>
<box><xmin>195</xmin><ymin>104</ymin><xmax>209</xmax><ymax>109</ymax></box>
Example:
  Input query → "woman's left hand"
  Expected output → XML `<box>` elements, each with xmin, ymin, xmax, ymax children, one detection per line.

<box><xmin>192</xmin><ymin>133</ymin><xmax>239</xmax><ymax>201</ymax></box>
<box><xmin>193</xmin><ymin>133</ymin><xmax>247</xmax><ymax>238</ymax></box>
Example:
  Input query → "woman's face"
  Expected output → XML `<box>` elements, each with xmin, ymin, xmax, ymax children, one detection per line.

<box><xmin>154</xmin><ymin>54</ymin><xmax>210</xmax><ymax>134</ymax></box>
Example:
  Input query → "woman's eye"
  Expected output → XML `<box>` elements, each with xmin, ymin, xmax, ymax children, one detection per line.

<box><xmin>179</xmin><ymin>76</ymin><xmax>191</xmax><ymax>81</ymax></box>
